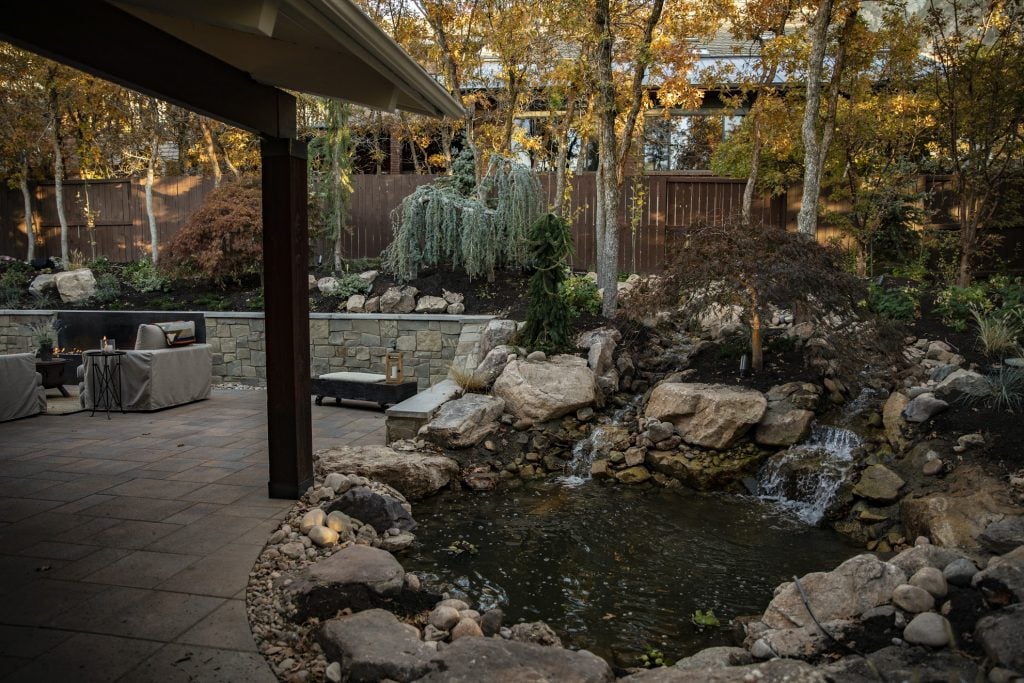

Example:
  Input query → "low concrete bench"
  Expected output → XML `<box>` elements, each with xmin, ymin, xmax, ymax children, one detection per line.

<box><xmin>312</xmin><ymin>372</ymin><xmax>418</xmax><ymax>410</ymax></box>
<box><xmin>385</xmin><ymin>379</ymin><xmax>462</xmax><ymax>443</ymax></box>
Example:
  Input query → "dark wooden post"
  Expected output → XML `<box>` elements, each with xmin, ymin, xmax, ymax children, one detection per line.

<box><xmin>261</xmin><ymin>136</ymin><xmax>313</xmax><ymax>499</ymax></box>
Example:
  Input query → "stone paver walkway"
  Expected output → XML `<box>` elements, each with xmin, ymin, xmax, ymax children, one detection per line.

<box><xmin>0</xmin><ymin>390</ymin><xmax>385</xmax><ymax>681</ymax></box>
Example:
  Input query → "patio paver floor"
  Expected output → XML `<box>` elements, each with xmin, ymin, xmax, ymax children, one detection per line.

<box><xmin>0</xmin><ymin>389</ymin><xmax>385</xmax><ymax>681</ymax></box>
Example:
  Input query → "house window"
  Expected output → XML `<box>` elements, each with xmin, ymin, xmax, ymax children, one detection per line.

<box><xmin>644</xmin><ymin>114</ymin><xmax>742</xmax><ymax>171</ymax></box>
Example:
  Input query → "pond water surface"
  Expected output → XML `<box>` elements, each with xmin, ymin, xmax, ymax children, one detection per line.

<box><xmin>404</xmin><ymin>480</ymin><xmax>859</xmax><ymax>665</ymax></box>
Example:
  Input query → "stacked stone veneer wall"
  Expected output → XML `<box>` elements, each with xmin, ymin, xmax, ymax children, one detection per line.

<box><xmin>0</xmin><ymin>311</ymin><xmax>491</xmax><ymax>390</ymax></box>
<box><xmin>0</xmin><ymin>312</ymin><xmax>57</xmax><ymax>353</ymax></box>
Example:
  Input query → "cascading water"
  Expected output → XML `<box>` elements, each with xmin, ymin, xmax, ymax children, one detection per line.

<box><xmin>757</xmin><ymin>423</ymin><xmax>863</xmax><ymax>525</ymax></box>
<box><xmin>559</xmin><ymin>398</ymin><xmax>640</xmax><ymax>487</ymax></box>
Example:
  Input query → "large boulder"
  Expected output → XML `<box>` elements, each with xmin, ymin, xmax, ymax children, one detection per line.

<box><xmin>29</xmin><ymin>273</ymin><xmax>56</xmax><ymax>297</ymax></box>
<box><xmin>317</xmin><ymin>446</ymin><xmax>458</xmax><ymax>500</ymax></box>
<box><xmin>414</xmin><ymin>637</ymin><xmax>613</xmax><ymax>683</ymax></box>
<box><xmin>54</xmin><ymin>268</ymin><xmax>96</xmax><ymax>303</ymax></box>
<box><xmin>645</xmin><ymin>449</ymin><xmax>764</xmax><ymax>490</ymax></box>
<box><xmin>423</xmin><ymin>394</ymin><xmax>505</xmax><ymax>448</ymax></box>
<box><xmin>645</xmin><ymin>383</ymin><xmax>767</xmax><ymax>450</ymax></box>
<box><xmin>761</xmin><ymin>554</ymin><xmax>906</xmax><ymax>630</ymax></box>
<box><xmin>493</xmin><ymin>355</ymin><xmax>598</xmax><ymax>422</ymax></box>
<box><xmin>286</xmin><ymin>545</ymin><xmax>405</xmax><ymax>620</ymax></box>
<box><xmin>901</xmin><ymin>490</ymin><xmax>1010</xmax><ymax>555</ymax></box>
<box><xmin>474</xmin><ymin>344</ymin><xmax>515</xmax><ymax>384</ymax></box>
<box><xmin>973</xmin><ymin>545</ymin><xmax>1024</xmax><ymax>605</ymax></box>
<box><xmin>979</xmin><ymin>516</ymin><xmax>1024</xmax><ymax>555</ymax></box>
<box><xmin>319</xmin><ymin>609</ymin><xmax>434</xmax><ymax>682</ymax></box>
<box><xmin>327</xmin><ymin>486</ymin><xmax>416</xmax><ymax>532</ymax></box>
<box><xmin>577</xmin><ymin>327</ymin><xmax>621</xmax><ymax>395</ymax></box>
<box><xmin>415</xmin><ymin>296</ymin><xmax>448</xmax><ymax>314</ymax></box>
<box><xmin>755</xmin><ymin>404</ymin><xmax>815</xmax><ymax>447</ymax></box>
<box><xmin>380</xmin><ymin>287</ymin><xmax>417</xmax><ymax>314</ymax></box>
<box><xmin>902</xmin><ymin>393</ymin><xmax>948</xmax><ymax>423</ymax></box>
<box><xmin>480</xmin><ymin>319</ymin><xmax>518</xmax><ymax>357</ymax></box>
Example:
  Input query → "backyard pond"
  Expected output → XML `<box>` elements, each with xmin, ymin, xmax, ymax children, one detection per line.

<box><xmin>404</xmin><ymin>480</ymin><xmax>860</xmax><ymax>666</ymax></box>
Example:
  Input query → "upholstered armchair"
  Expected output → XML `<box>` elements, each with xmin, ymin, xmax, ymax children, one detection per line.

<box><xmin>0</xmin><ymin>353</ymin><xmax>47</xmax><ymax>421</ymax></box>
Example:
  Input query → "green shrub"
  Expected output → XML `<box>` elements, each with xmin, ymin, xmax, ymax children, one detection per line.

<box><xmin>867</xmin><ymin>283</ymin><xmax>919</xmax><ymax>321</ymax></box>
<box><xmin>960</xmin><ymin>367</ymin><xmax>1024</xmax><ymax>412</ymax></box>
<box><xmin>123</xmin><ymin>259</ymin><xmax>168</xmax><ymax>293</ymax></box>
<box><xmin>520</xmin><ymin>213</ymin><xmax>574</xmax><ymax>352</ymax></box>
<box><xmin>85</xmin><ymin>256</ymin><xmax>114</xmax><ymax>275</ymax></box>
<box><xmin>972</xmin><ymin>307</ymin><xmax>1022</xmax><ymax>358</ymax></box>
<box><xmin>319</xmin><ymin>273</ymin><xmax>367</xmax><ymax>298</ymax></box>
<box><xmin>91</xmin><ymin>273</ymin><xmax>122</xmax><ymax>305</ymax></box>
<box><xmin>560</xmin><ymin>274</ymin><xmax>601</xmax><ymax>320</ymax></box>
<box><xmin>935</xmin><ymin>284</ymin><xmax>992</xmax><ymax>331</ymax></box>
<box><xmin>987</xmin><ymin>274</ymin><xmax>1024</xmax><ymax>311</ymax></box>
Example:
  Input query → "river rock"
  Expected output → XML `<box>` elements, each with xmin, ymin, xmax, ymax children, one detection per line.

<box><xmin>853</xmin><ymin>464</ymin><xmax>905</xmax><ymax>504</ymax></box>
<box><xmin>326</xmin><ymin>486</ymin><xmax>416</xmax><ymax>532</ymax></box>
<box><xmin>882</xmin><ymin>391</ymin><xmax>909</xmax><ymax>451</ymax></box>
<box><xmin>903</xmin><ymin>612</ymin><xmax>951</xmax><ymax>647</ymax></box>
<box><xmin>429</xmin><ymin>605</ymin><xmax>460</xmax><ymax>631</ymax></box>
<box><xmin>975</xmin><ymin>603</ymin><xmax>1024</xmax><ymax>671</ymax></box>
<box><xmin>379</xmin><ymin>530</ymin><xmax>415</xmax><ymax>553</ymax></box>
<box><xmin>415</xmin><ymin>295</ymin><xmax>448</xmax><ymax>313</ymax></box>
<box><xmin>450</xmin><ymin>617</ymin><xmax>483</xmax><ymax>640</ymax></box>
<box><xmin>943</xmin><ymin>558</ymin><xmax>979</xmax><ymax>587</ymax></box>
<box><xmin>935</xmin><ymin>369</ymin><xmax>988</xmax><ymax>398</ymax></box>
<box><xmin>493</xmin><ymin>356</ymin><xmax>598</xmax><ymax>422</ymax></box>
<box><xmin>300</xmin><ymin>508</ymin><xmax>326</xmax><ymax>534</ymax></box>
<box><xmin>902</xmin><ymin>393</ymin><xmax>948</xmax><ymax>422</ymax></box>
<box><xmin>892</xmin><ymin>584</ymin><xmax>935</xmax><ymax>613</ymax></box>
<box><xmin>29</xmin><ymin>273</ymin><xmax>56</xmax><ymax>296</ymax></box>
<box><xmin>318</xmin><ymin>609</ymin><xmax>434</xmax><ymax>682</ymax></box>
<box><xmin>671</xmin><ymin>646</ymin><xmax>753</xmax><ymax>670</ymax></box>
<box><xmin>901</xmin><ymin>490</ymin><xmax>1009</xmax><ymax>555</ymax></box>
<box><xmin>54</xmin><ymin>268</ymin><xmax>96</xmax><ymax>303</ymax></box>
<box><xmin>645</xmin><ymin>383</ymin><xmax>767</xmax><ymax>450</ymax></box>
<box><xmin>415</xmin><ymin>637</ymin><xmax>613</xmax><ymax>682</ymax></box>
<box><xmin>380</xmin><ymin>286</ymin><xmax>416</xmax><ymax>314</ymax></box>
<box><xmin>762</xmin><ymin>554</ymin><xmax>906</xmax><ymax>629</ymax></box>
<box><xmin>326</xmin><ymin>511</ymin><xmax>354</xmax><ymax>538</ymax></box>
<box><xmin>509</xmin><ymin>621</ymin><xmax>562</xmax><ymax>647</ymax></box>
<box><xmin>480</xmin><ymin>319</ymin><xmax>518</xmax><ymax>357</ymax></box>
<box><xmin>909</xmin><ymin>566</ymin><xmax>948</xmax><ymax>598</ymax></box>
<box><xmin>309</xmin><ymin>525</ymin><xmax>339</xmax><ymax>547</ymax></box>
<box><xmin>422</xmin><ymin>394</ymin><xmax>505</xmax><ymax>448</ymax></box>
<box><xmin>979</xmin><ymin>516</ymin><xmax>1024</xmax><ymax>555</ymax></box>
<box><xmin>317</xmin><ymin>445</ymin><xmax>458</xmax><ymax>499</ymax></box>
<box><xmin>645</xmin><ymin>419</ymin><xmax>675</xmax><ymax>443</ymax></box>
<box><xmin>620</xmin><ymin>659</ymin><xmax>825</xmax><ymax>682</ymax></box>
<box><xmin>480</xmin><ymin>608</ymin><xmax>503</xmax><ymax>636</ymax></box>
<box><xmin>614</xmin><ymin>466</ymin><xmax>651</xmax><ymax>484</ymax></box>
<box><xmin>889</xmin><ymin>544</ymin><xmax>967</xmax><ymax>575</ymax></box>
<box><xmin>755</xmin><ymin>404</ymin><xmax>815</xmax><ymax>447</ymax></box>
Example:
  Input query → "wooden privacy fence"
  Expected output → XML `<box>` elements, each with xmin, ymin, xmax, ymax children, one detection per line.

<box><xmin>1</xmin><ymin>173</ymin><xmax>788</xmax><ymax>273</ymax></box>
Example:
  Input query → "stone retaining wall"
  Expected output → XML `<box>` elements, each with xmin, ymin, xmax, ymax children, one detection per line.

<box><xmin>0</xmin><ymin>310</ymin><xmax>493</xmax><ymax>389</ymax></box>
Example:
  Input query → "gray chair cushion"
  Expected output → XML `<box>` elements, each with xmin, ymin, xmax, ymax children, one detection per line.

<box><xmin>135</xmin><ymin>323</ymin><xmax>169</xmax><ymax>350</ymax></box>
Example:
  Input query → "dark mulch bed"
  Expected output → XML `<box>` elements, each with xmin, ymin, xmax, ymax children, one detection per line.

<box><xmin>911</xmin><ymin>290</ymin><xmax>989</xmax><ymax>369</ymax></box>
<box><xmin>929</xmin><ymin>401</ymin><xmax>1024</xmax><ymax>474</ymax></box>
<box><xmin>369</xmin><ymin>268</ymin><xmax>531</xmax><ymax>319</ymax></box>
<box><xmin>683</xmin><ymin>333</ymin><xmax>821</xmax><ymax>393</ymax></box>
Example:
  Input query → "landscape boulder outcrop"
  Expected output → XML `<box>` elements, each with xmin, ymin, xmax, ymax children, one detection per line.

<box><xmin>493</xmin><ymin>355</ymin><xmax>598</xmax><ymax>422</ymax></box>
<box><xmin>286</xmin><ymin>545</ymin><xmax>406</xmax><ymax>620</ymax></box>
<box><xmin>754</xmin><ymin>383</ymin><xmax>818</xmax><ymax>447</ymax></box>
<box><xmin>318</xmin><ymin>609</ymin><xmax>435</xmax><ymax>682</ymax></box>
<box><xmin>414</xmin><ymin>637</ymin><xmax>614</xmax><ymax>683</ymax></box>
<box><xmin>54</xmin><ymin>268</ymin><xmax>96</xmax><ymax>303</ymax></box>
<box><xmin>422</xmin><ymin>394</ymin><xmax>505</xmax><ymax>448</ymax></box>
<box><xmin>645</xmin><ymin>383</ymin><xmax>767</xmax><ymax>450</ymax></box>
<box><xmin>317</xmin><ymin>446</ymin><xmax>458</xmax><ymax>500</ymax></box>
<box><xmin>379</xmin><ymin>286</ymin><xmax>417</xmax><ymax>314</ymax></box>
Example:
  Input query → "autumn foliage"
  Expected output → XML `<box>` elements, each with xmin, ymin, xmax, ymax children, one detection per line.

<box><xmin>165</xmin><ymin>177</ymin><xmax>262</xmax><ymax>283</ymax></box>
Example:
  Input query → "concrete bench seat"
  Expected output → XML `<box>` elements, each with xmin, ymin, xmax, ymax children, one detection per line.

<box><xmin>385</xmin><ymin>379</ymin><xmax>463</xmax><ymax>442</ymax></box>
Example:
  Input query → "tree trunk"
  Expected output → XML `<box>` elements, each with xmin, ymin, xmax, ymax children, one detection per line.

<box><xmin>796</xmin><ymin>0</ymin><xmax>835</xmax><ymax>239</ymax></box>
<box><xmin>616</xmin><ymin>0</ymin><xmax>665</xmax><ymax>184</ymax></box>
<box><xmin>502</xmin><ymin>71</ymin><xmax>520</xmax><ymax>156</ymax></box>
<box><xmin>19</xmin><ymin>159</ymin><xmax>35</xmax><ymax>263</ymax></box>
<box><xmin>594</xmin><ymin>0</ymin><xmax>619</xmax><ymax>317</ymax></box>
<box><xmin>742</xmin><ymin>116</ymin><xmax>762</xmax><ymax>224</ymax></box>
<box><xmin>331</xmin><ymin>134</ymin><xmax>344</xmax><ymax>270</ymax></box>
<box><xmin>146</xmin><ymin>133</ymin><xmax>159</xmax><ymax>264</ymax></box>
<box><xmin>51</xmin><ymin>125</ymin><xmax>69</xmax><ymax>264</ymax></box>
<box><xmin>552</xmin><ymin>99</ymin><xmax>577</xmax><ymax>218</ymax></box>
<box><xmin>200</xmin><ymin>120</ymin><xmax>223</xmax><ymax>187</ymax></box>
<box><xmin>744</xmin><ymin>281</ymin><xmax>764</xmax><ymax>371</ymax></box>
<box><xmin>213</xmin><ymin>127</ymin><xmax>240</xmax><ymax>180</ymax></box>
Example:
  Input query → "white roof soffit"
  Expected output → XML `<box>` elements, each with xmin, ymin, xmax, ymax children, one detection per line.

<box><xmin>110</xmin><ymin>0</ymin><xmax>464</xmax><ymax>119</ymax></box>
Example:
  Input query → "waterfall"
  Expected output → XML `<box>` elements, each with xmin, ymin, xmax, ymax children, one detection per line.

<box><xmin>757</xmin><ymin>424</ymin><xmax>862</xmax><ymax>525</ymax></box>
<box><xmin>559</xmin><ymin>398</ymin><xmax>641</xmax><ymax>487</ymax></box>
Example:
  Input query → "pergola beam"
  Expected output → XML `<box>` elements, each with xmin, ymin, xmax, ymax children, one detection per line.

<box><xmin>1</xmin><ymin>0</ymin><xmax>295</xmax><ymax>138</ymax></box>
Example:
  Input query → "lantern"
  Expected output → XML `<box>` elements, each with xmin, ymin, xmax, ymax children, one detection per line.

<box><xmin>384</xmin><ymin>351</ymin><xmax>404</xmax><ymax>384</ymax></box>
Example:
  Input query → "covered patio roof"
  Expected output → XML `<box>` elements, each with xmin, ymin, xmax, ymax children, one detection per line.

<box><xmin>3</xmin><ymin>0</ymin><xmax>461</xmax><ymax>499</ymax></box>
